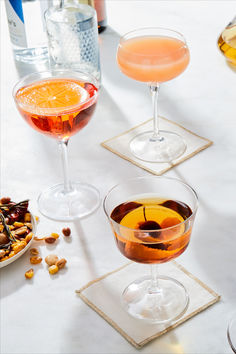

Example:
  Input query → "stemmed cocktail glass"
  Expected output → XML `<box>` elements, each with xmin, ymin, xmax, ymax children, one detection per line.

<box><xmin>104</xmin><ymin>176</ymin><xmax>198</xmax><ymax>323</ymax></box>
<box><xmin>13</xmin><ymin>70</ymin><xmax>99</xmax><ymax>221</ymax></box>
<box><xmin>117</xmin><ymin>28</ymin><xmax>190</xmax><ymax>162</ymax></box>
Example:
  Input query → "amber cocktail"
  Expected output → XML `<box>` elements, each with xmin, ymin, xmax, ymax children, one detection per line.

<box><xmin>104</xmin><ymin>176</ymin><xmax>198</xmax><ymax>323</ymax></box>
<box><xmin>110</xmin><ymin>198</ymin><xmax>192</xmax><ymax>264</ymax></box>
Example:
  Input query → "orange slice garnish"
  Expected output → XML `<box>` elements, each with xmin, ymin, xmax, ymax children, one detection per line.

<box><xmin>16</xmin><ymin>79</ymin><xmax>89</xmax><ymax>115</ymax></box>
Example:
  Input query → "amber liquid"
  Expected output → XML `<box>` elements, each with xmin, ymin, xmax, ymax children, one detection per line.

<box><xmin>16</xmin><ymin>82</ymin><xmax>98</xmax><ymax>140</ymax></box>
<box><xmin>111</xmin><ymin>198</ymin><xmax>193</xmax><ymax>264</ymax></box>
<box><xmin>218</xmin><ymin>24</ymin><xmax>236</xmax><ymax>65</ymax></box>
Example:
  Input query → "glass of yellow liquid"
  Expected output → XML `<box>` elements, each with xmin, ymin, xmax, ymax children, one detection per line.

<box><xmin>117</xmin><ymin>28</ymin><xmax>190</xmax><ymax>162</ymax></box>
<box><xmin>218</xmin><ymin>16</ymin><xmax>236</xmax><ymax>69</ymax></box>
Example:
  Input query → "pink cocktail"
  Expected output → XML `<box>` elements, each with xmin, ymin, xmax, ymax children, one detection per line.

<box><xmin>117</xmin><ymin>36</ymin><xmax>189</xmax><ymax>83</ymax></box>
<box><xmin>117</xmin><ymin>28</ymin><xmax>190</xmax><ymax>162</ymax></box>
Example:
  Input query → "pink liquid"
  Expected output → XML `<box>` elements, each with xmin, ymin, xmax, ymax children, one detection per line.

<box><xmin>117</xmin><ymin>35</ymin><xmax>190</xmax><ymax>83</ymax></box>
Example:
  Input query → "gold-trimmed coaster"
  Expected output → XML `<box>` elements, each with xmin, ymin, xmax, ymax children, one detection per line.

<box><xmin>76</xmin><ymin>261</ymin><xmax>220</xmax><ymax>349</ymax></box>
<box><xmin>101</xmin><ymin>117</ymin><xmax>213</xmax><ymax>175</ymax></box>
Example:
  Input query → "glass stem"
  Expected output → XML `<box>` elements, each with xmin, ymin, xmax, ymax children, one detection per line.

<box><xmin>150</xmin><ymin>84</ymin><xmax>163</xmax><ymax>142</ymax></box>
<box><xmin>149</xmin><ymin>264</ymin><xmax>161</xmax><ymax>294</ymax></box>
<box><xmin>58</xmin><ymin>140</ymin><xmax>72</xmax><ymax>194</ymax></box>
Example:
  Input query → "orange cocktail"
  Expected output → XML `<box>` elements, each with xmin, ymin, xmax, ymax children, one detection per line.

<box><xmin>13</xmin><ymin>70</ymin><xmax>99</xmax><ymax>221</ymax></box>
<box><xmin>116</xmin><ymin>28</ymin><xmax>190</xmax><ymax>163</ymax></box>
<box><xmin>117</xmin><ymin>36</ymin><xmax>190</xmax><ymax>83</ymax></box>
<box><xmin>15</xmin><ymin>78</ymin><xmax>98</xmax><ymax>141</ymax></box>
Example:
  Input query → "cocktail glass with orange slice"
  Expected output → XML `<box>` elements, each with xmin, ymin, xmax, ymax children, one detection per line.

<box><xmin>13</xmin><ymin>70</ymin><xmax>99</xmax><ymax>221</ymax></box>
<box><xmin>104</xmin><ymin>176</ymin><xmax>198</xmax><ymax>323</ymax></box>
<box><xmin>117</xmin><ymin>28</ymin><xmax>190</xmax><ymax>162</ymax></box>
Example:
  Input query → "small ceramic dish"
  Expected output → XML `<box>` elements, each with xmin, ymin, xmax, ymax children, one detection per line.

<box><xmin>0</xmin><ymin>212</ymin><xmax>36</xmax><ymax>268</ymax></box>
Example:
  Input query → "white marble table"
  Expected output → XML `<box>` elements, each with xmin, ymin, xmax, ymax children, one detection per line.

<box><xmin>1</xmin><ymin>1</ymin><xmax>236</xmax><ymax>353</ymax></box>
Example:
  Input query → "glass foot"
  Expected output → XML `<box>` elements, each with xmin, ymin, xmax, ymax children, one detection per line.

<box><xmin>129</xmin><ymin>130</ymin><xmax>187</xmax><ymax>163</ymax></box>
<box><xmin>228</xmin><ymin>315</ymin><xmax>236</xmax><ymax>353</ymax></box>
<box><xmin>38</xmin><ymin>182</ymin><xmax>100</xmax><ymax>221</ymax></box>
<box><xmin>122</xmin><ymin>275</ymin><xmax>189</xmax><ymax>324</ymax></box>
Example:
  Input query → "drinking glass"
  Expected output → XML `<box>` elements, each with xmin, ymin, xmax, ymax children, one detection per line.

<box><xmin>104</xmin><ymin>176</ymin><xmax>198</xmax><ymax>323</ymax></box>
<box><xmin>228</xmin><ymin>315</ymin><xmax>236</xmax><ymax>353</ymax></box>
<box><xmin>45</xmin><ymin>2</ymin><xmax>101</xmax><ymax>82</ymax></box>
<box><xmin>13</xmin><ymin>70</ymin><xmax>99</xmax><ymax>221</ymax></box>
<box><xmin>117</xmin><ymin>28</ymin><xmax>190</xmax><ymax>162</ymax></box>
<box><xmin>218</xmin><ymin>16</ymin><xmax>236</xmax><ymax>68</ymax></box>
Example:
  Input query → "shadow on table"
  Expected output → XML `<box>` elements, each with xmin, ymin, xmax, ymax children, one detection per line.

<box><xmin>72</xmin><ymin>218</ymin><xmax>98</xmax><ymax>281</ymax></box>
<box><xmin>99</xmin><ymin>26</ymin><xmax>145</xmax><ymax>95</ymax></box>
<box><xmin>171</xmin><ymin>168</ymin><xmax>236</xmax><ymax>300</ymax></box>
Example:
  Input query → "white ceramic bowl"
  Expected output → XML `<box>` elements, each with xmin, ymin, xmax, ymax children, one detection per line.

<box><xmin>0</xmin><ymin>213</ymin><xmax>36</xmax><ymax>268</ymax></box>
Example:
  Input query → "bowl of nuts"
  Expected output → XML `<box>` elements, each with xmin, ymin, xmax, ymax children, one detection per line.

<box><xmin>0</xmin><ymin>197</ymin><xmax>36</xmax><ymax>268</ymax></box>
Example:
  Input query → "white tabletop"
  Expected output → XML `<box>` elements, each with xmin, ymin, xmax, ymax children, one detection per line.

<box><xmin>1</xmin><ymin>1</ymin><xmax>236</xmax><ymax>353</ymax></box>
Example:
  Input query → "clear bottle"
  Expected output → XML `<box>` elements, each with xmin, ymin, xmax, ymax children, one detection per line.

<box><xmin>4</xmin><ymin>0</ymin><xmax>53</xmax><ymax>63</ymax></box>
<box><xmin>45</xmin><ymin>1</ymin><xmax>101</xmax><ymax>82</ymax></box>
<box><xmin>218</xmin><ymin>16</ymin><xmax>236</xmax><ymax>66</ymax></box>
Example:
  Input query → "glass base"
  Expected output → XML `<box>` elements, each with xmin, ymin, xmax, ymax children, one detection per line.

<box><xmin>122</xmin><ymin>275</ymin><xmax>189</xmax><ymax>324</ymax></box>
<box><xmin>129</xmin><ymin>130</ymin><xmax>187</xmax><ymax>163</ymax></box>
<box><xmin>228</xmin><ymin>315</ymin><xmax>236</xmax><ymax>353</ymax></box>
<box><xmin>38</xmin><ymin>182</ymin><xmax>100</xmax><ymax>221</ymax></box>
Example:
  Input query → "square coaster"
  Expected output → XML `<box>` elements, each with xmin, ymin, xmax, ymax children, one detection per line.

<box><xmin>101</xmin><ymin>117</ymin><xmax>213</xmax><ymax>175</ymax></box>
<box><xmin>76</xmin><ymin>261</ymin><xmax>220</xmax><ymax>348</ymax></box>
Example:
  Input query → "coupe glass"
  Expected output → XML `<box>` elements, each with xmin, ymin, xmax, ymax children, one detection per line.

<box><xmin>104</xmin><ymin>176</ymin><xmax>198</xmax><ymax>323</ymax></box>
<box><xmin>117</xmin><ymin>27</ymin><xmax>190</xmax><ymax>162</ymax></box>
<box><xmin>13</xmin><ymin>70</ymin><xmax>99</xmax><ymax>221</ymax></box>
<box><xmin>228</xmin><ymin>315</ymin><xmax>236</xmax><ymax>353</ymax></box>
